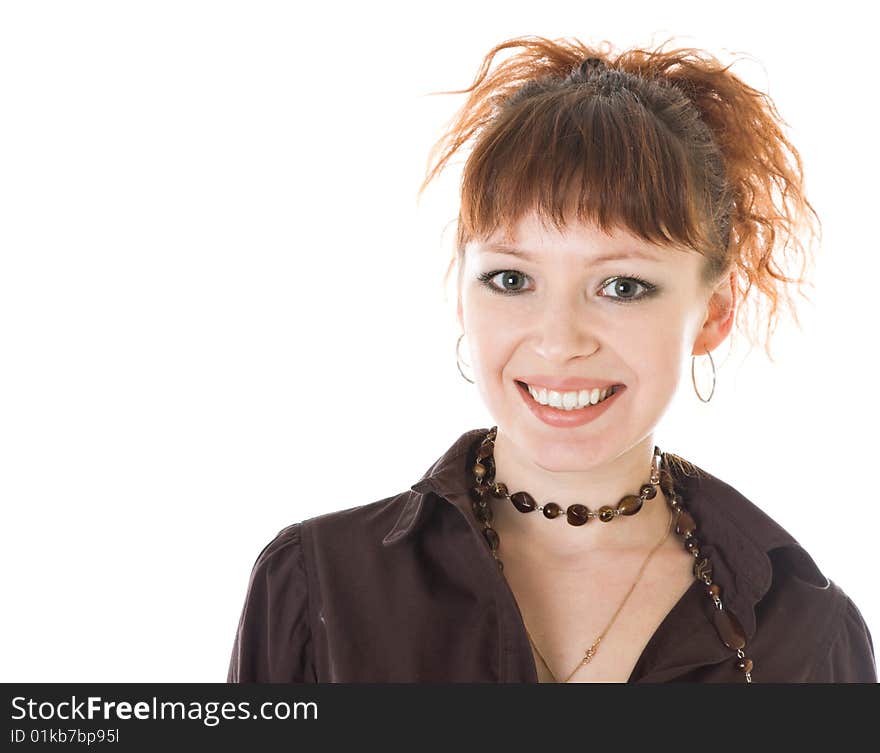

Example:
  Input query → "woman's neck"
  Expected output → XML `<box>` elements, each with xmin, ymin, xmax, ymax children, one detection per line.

<box><xmin>487</xmin><ymin>431</ymin><xmax>675</xmax><ymax>562</ymax></box>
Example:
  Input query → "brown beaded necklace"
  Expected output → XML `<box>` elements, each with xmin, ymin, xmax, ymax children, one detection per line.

<box><xmin>469</xmin><ymin>425</ymin><xmax>754</xmax><ymax>683</ymax></box>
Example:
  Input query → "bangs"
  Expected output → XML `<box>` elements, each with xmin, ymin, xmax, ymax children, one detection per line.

<box><xmin>457</xmin><ymin>89</ymin><xmax>724</xmax><ymax>258</ymax></box>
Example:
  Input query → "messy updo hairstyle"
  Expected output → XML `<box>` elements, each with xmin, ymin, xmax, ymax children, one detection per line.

<box><xmin>417</xmin><ymin>35</ymin><xmax>821</xmax><ymax>362</ymax></box>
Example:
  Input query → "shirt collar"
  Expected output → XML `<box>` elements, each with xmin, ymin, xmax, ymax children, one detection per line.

<box><xmin>383</xmin><ymin>427</ymin><xmax>821</xmax><ymax>645</ymax></box>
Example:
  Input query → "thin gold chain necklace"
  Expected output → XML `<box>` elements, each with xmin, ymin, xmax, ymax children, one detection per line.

<box><xmin>524</xmin><ymin>505</ymin><xmax>676</xmax><ymax>682</ymax></box>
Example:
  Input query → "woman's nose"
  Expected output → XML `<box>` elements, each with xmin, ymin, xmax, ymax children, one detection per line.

<box><xmin>531</xmin><ymin>299</ymin><xmax>600</xmax><ymax>362</ymax></box>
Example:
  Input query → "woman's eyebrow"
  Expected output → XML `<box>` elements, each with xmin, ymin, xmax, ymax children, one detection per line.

<box><xmin>481</xmin><ymin>243</ymin><xmax>665</xmax><ymax>264</ymax></box>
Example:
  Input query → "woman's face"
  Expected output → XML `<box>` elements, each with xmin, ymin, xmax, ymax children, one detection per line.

<box><xmin>458</xmin><ymin>210</ymin><xmax>735</xmax><ymax>471</ymax></box>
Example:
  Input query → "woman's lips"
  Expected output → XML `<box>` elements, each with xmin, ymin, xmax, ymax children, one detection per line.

<box><xmin>514</xmin><ymin>379</ymin><xmax>626</xmax><ymax>428</ymax></box>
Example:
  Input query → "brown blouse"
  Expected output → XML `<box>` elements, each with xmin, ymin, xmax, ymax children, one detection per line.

<box><xmin>227</xmin><ymin>427</ymin><xmax>877</xmax><ymax>683</ymax></box>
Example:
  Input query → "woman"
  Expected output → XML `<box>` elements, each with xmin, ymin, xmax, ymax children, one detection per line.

<box><xmin>227</xmin><ymin>35</ymin><xmax>876</xmax><ymax>683</ymax></box>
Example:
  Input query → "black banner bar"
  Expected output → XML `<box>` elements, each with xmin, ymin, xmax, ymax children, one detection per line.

<box><xmin>2</xmin><ymin>683</ymin><xmax>875</xmax><ymax>749</ymax></box>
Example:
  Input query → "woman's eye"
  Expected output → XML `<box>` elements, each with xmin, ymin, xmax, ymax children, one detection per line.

<box><xmin>477</xmin><ymin>270</ymin><xmax>531</xmax><ymax>295</ymax></box>
<box><xmin>598</xmin><ymin>276</ymin><xmax>656</xmax><ymax>303</ymax></box>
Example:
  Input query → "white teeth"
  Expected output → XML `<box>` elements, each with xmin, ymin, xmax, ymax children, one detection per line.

<box><xmin>525</xmin><ymin>383</ymin><xmax>617</xmax><ymax>410</ymax></box>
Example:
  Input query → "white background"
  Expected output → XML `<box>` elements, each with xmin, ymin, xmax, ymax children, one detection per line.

<box><xmin>1</xmin><ymin>1</ymin><xmax>876</xmax><ymax>681</ymax></box>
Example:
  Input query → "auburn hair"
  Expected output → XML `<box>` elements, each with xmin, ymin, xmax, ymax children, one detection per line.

<box><xmin>418</xmin><ymin>35</ymin><xmax>821</xmax><ymax>362</ymax></box>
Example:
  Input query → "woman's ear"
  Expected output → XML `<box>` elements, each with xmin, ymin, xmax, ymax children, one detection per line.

<box><xmin>693</xmin><ymin>270</ymin><xmax>736</xmax><ymax>356</ymax></box>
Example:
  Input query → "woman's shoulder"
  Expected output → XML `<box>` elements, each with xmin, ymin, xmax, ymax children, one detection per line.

<box><xmin>764</xmin><ymin>533</ymin><xmax>876</xmax><ymax>681</ymax></box>
<box><xmin>250</xmin><ymin>487</ymin><xmax>426</xmax><ymax>569</ymax></box>
<box><xmin>229</xmin><ymin>522</ymin><xmax>313</xmax><ymax>682</ymax></box>
<box><xmin>669</xmin><ymin>456</ymin><xmax>876</xmax><ymax>681</ymax></box>
<box><xmin>805</xmin><ymin>584</ymin><xmax>877</xmax><ymax>682</ymax></box>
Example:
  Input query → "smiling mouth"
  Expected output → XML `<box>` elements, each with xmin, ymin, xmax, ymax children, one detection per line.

<box><xmin>514</xmin><ymin>380</ymin><xmax>625</xmax><ymax>410</ymax></box>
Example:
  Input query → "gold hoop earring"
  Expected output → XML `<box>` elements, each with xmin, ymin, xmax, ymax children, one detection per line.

<box><xmin>456</xmin><ymin>333</ymin><xmax>475</xmax><ymax>384</ymax></box>
<box><xmin>691</xmin><ymin>346</ymin><xmax>716</xmax><ymax>403</ymax></box>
